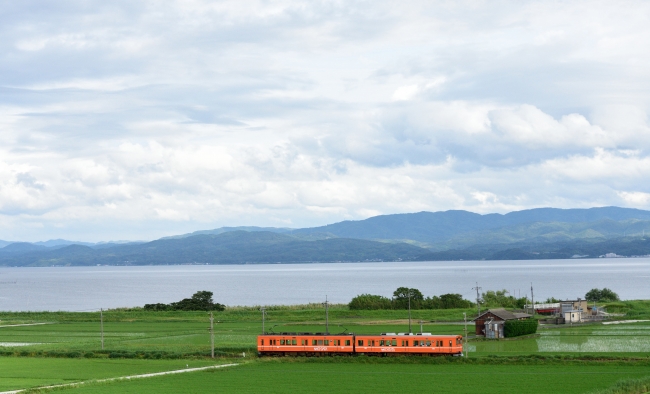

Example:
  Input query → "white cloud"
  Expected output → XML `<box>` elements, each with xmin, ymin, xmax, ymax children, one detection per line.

<box><xmin>1</xmin><ymin>0</ymin><xmax>650</xmax><ymax>241</ymax></box>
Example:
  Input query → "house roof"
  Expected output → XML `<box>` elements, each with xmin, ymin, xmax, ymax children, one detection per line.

<box><xmin>472</xmin><ymin>309</ymin><xmax>532</xmax><ymax>321</ymax></box>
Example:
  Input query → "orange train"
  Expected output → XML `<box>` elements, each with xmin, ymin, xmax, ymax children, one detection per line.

<box><xmin>257</xmin><ymin>332</ymin><xmax>463</xmax><ymax>356</ymax></box>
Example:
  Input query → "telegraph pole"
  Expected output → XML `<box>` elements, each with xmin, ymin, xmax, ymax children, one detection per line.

<box><xmin>472</xmin><ymin>283</ymin><xmax>482</xmax><ymax>316</ymax></box>
<box><xmin>210</xmin><ymin>311</ymin><xmax>215</xmax><ymax>359</ymax></box>
<box><xmin>323</xmin><ymin>296</ymin><xmax>329</xmax><ymax>335</ymax></box>
<box><xmin>530</xmin><ymin>283</ymin><xmax>535</xmax><ymax>316</ymax></box>
<box><xmin>100</xmin><ymin>308</ymin><xmax>104</xmax><ymax>350</ymax></box>
<box><xmin>260</xmin><ymin>307</ymin><xmax>266</xmax><ymax>334</ymax></box>
<box><xmin>408</xmin><ymin>292</ymin><xmax>412</xmax><ymax>334</ymax></box>
<box><xmin>419</xmin><ymin>320</ymin><xmax>424</xmax><ymax>334</ymax></box>
<box><xmin>463</xmin><ymin>312</ymin><xmax>468</xmax><ymax>358</ymax></box>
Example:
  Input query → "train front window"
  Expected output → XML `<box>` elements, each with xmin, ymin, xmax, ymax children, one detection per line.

<box><xmin>260</xmin><ymin>339</ymin><xmax>264</xmax><ymax>345</ymax></box>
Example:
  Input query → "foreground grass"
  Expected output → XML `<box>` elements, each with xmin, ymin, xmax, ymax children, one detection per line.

<box><xmin>29</xmin><ymin>358</ymin><xmax>650</xmax><ymax>394</ymax></box>
<box><xmin>590</xmin><ymin>375</ymin><xmax>650</xmax><ymax>394</ymax></box>
<box><xmin>0</xmin><ymin>357</ymin><xmax>221</xmax><ymax>392</ymax></box>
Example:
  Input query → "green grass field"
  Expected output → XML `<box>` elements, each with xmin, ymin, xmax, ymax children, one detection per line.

<box><xmin>28</xmin><ymin>359</ymin><xmax>650</xmax><ymax>394</ymax></box>
<box><xmin>0</xmin><ymin>358</ymin><xmax>220</xmax><ymax>392</ymax></box>
<box><xmin>2</xmin><ymin>305</ymin><xmax>650</xmax><ymax>393</ymax></box>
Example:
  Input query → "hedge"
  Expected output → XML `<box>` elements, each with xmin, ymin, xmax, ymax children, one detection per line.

<box><xmin>504</xmin><ymin>319</ymin><xmax>538</xmax><ymax>338</ymax></box>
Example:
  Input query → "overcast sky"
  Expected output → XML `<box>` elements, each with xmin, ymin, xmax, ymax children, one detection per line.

<box><xmin>2</xmin><ymin>0</ymin><xmax>650</xmax><ymax>242</ymax></box>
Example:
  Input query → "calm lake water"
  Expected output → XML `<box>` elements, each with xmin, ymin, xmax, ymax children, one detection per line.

<box><xmin>0</xmin><ymin>258</ymin><xmax>648</xmax><ymax>311</ymax></box>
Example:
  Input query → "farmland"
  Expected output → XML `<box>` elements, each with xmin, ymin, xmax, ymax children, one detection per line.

<box><xmin>1</xmin><ymin>304</ymin><xmax>650</xmax><ymax>393</ymax></box>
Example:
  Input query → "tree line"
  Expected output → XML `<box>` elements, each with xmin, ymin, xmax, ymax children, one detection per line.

<box><xmin>349</xmin><ymin>287</ymin><xmax>474</xmax><ymax>310</ymax></box>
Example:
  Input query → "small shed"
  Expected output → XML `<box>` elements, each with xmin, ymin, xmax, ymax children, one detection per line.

<box><xmin>473</xmin><ymin>309</ymin><xmax>532</xmax><ymax>338</ymax></box>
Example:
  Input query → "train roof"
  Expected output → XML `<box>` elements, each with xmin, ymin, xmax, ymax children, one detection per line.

<box><xmin>259</xmin><ymin>332</ymin><xmax>460</xmax><ymax>336</ymax></box>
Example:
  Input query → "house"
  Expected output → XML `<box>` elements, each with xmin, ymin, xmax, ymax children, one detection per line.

<box><xmin>473</xmin><ymin>309</ymin><xmax>532</xmax><ymax>338</ymax></box>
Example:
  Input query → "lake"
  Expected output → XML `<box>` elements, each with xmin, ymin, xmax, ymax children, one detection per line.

<box><xmin>0</xmin><ymin>258</ymin><xmax>648</xmax><ymax>311</ymax></box>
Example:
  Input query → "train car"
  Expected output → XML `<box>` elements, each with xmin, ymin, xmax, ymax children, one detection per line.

<box><xmin>258</xmin><ymin>332</ymin><xmax>463</xmax><ymax>356</ymax></box>
<box><xmin>258</xmin><ymin>333</ymin><xmax>355</xmax><ymax>356</ymax></box>
<box><xmin>354</xmin><ymin>333</ymin><xmax>463</xmax><ymax>356</ymax></box>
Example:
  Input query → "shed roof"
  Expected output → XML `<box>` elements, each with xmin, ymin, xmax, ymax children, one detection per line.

<box><xmin>473</xmin><ymin>309</ymin><xmax>531</xmax><ymax>321</ymax></box>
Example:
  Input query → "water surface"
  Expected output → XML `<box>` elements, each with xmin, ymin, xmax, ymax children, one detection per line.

<box><xmin>0</xmin><ymin>258</ymin><xmax>648</xmax><ymax>311</ymax></box>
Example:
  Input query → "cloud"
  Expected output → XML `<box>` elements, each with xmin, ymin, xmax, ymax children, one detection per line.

<box><xmin>1</xmin><ymin>0</ymin><xmax>650</xmax><ymax>241</ymax></box>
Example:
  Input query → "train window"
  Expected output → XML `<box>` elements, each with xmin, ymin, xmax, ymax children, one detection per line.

<box><xmin>317</xmin><ymin>340</ymin><xmax>324</xmax><ymax>345</ymax></box>
<box><xmin>370</xmin><ymin>340</ymin><xmax>375</xmax><ymax>346</ymax></box>
<box><xmin>357</xmin><ymin>340</ymin><xmax>363</xmax><ymax>346</ymax></box>
<box><xmin>414</xmin><ymin>340</ymin><xmax>419</xmax><ymax>346</ymax></box>
<box><xmin>345</xmin><ymin>340</ymin><xmax>350</xmax><ymax>346</ymax></box>
<box><xmin>426</xmin><ymin>341</ymin><xmax>431</xmax><ymax>346</ymax></box>
<box><xmin>292</xmin><ymin>339</ymin><xmax>297</xmax><ymax>345</ymax></box>
<box><xmin>261</xmin><ymin>339</ymin><xmax>264</xmax><ymax>345</ymax></box>
<box><xmin>379</xmin><ymin>340</ymin><xmax>384</xmax><ymax>346</ymax></box>
<box><xmin>280</xmin><ymin>340</ymin><xmax>285</xmax><ymax>345</ymax></box>
<box><xmin>391</xmin><ymin>340</ymin><xmax>397</xmax><ymax>346</ymax></box>
<box><xmin>312</xmin><ymin>339</ymin><xmax>317</xmax><ymax>345</ymax></box>
<box><xmin>324</xmin><ymin>340</ymin><xmax>329</xmax><ymax>345</ymax></box>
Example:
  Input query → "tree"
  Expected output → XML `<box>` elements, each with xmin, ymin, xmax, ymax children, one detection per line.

<box><xmin>439</xmin><ymin>293</ymin><xmax>473</xmax><ymax>309</ymax></box>
<box><xmin>585</xmin><ymin>288</ymin><xmax>620</xmax><ymax>302</ymax></box>
<box><xmin>349</xmin><ymin>294</ymin><xmax>393</xmax><ymax>310</ymax></box>
<box><xmin>145</xmin><ymin>291</ymin><xmax>225</xmax><ymax>312</ymax></box>
<box><xmin>481</xmin><ymin>290</ymin><xmax>520</xmax><ymax>308</ymax></box>
<box><xmin>392</xmin><ymin>287</ymin><xmax>424</xmax><ymax>309</ymax></box>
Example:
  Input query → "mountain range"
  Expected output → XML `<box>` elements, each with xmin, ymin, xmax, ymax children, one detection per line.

<box><xmin>2</xmin><ymin>207</ymin><xmax>650</xmax><ymax>266</ymax></box>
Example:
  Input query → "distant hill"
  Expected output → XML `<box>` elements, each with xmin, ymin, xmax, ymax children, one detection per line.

<box><xmin>161</xmin><ymin>226</ymin><xmax>294</xmax><ymax>240</ymax></box>
<box><xmin>0</xmin><ymin>231</ymin><xmax>429</xmax><ymax>266</ymax></box>
<box><xmin>3</xmin><ymin>206</ymin><xmax>650</xmax><ymax>266</ymax></box>
<box><xmin>415</xmin><ymin>236</ymin><xmax>650</xmax><ymax>261</ymax></box>
<box><xmin>292</xmin><ymin>207</ymin><xmax>650</xmax><ymax>247</ymax></box>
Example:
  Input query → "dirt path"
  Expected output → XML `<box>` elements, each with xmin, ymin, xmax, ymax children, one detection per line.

<box><xmin>0</xmin><ymin>323</ymin><xmax>54</xmax><ymax>328</ymax></box>
<box><xmin>0</xmin><ymin>363</ymin><xmax>239</xmax><ymax>394</ymax></box>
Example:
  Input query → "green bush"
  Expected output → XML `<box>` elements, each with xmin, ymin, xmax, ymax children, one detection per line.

<box><xmin>349</xmin><ymin>294</ymin><xmax>392</xmax><ymax>310</ymax></box>
<box><xmin>504</xmin><ymin>319</ymin><xmax>538</xmax><ymax>338</ymax></box>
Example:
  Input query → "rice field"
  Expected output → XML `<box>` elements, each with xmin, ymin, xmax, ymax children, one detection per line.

<box><xmin>29</xmin><ymin>360</ymin><xmax>650</xmax><ymax>394</ymax></box>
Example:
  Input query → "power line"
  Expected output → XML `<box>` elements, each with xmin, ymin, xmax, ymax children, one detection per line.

<box><xmin>472</xmin><ymin>282</ymin><xmax>482</xmax><ymax>316</ymax></box>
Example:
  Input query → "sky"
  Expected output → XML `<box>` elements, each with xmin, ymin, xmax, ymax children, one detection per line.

<box><xmin>2</xmin><ymin>0</ymin><xmax>650</xmax><ymax>242</ymax></box>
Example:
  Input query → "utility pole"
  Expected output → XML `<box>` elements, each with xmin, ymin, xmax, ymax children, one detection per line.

<box><xmin>419</xmin><ymin>320</ymin><xmax>424</xmax><ymax>334</ymax></box>
<box><xmin>100</xmin><ymin>308</ymin><xmax>104</xmax><ymax>350</ymax></box>
<box><xmin>260</xmin><ymin>307</ymin><xmax>266</xmax><ymax>334</ymax></box>
<box><xmin>323</xmin><ymin>296</ymin><xmax>329</xmax><ymax>335</ymax></box>
<box><xmin>408</xmin><ymin>292</ymin><xmax>412</xmax><ymax>334</ymax></box>
<box><xmin>210</xmin><ymin>311</ymin><xmax>215</xmax><ymax>359</ymax></box>
<box><xmin>463</xmin><ymin>312</ymin><xmax>468</xmax><ymax>358</ymax></box>
<box><xmin>530</xmin><ymin>283</ymin><xmax>535</xmax><ymax>316</ymax></box>
<box><xmin>472</xmin><ymin>283</ymin><xmax>482</xmax><ymax>316</ymax></box>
